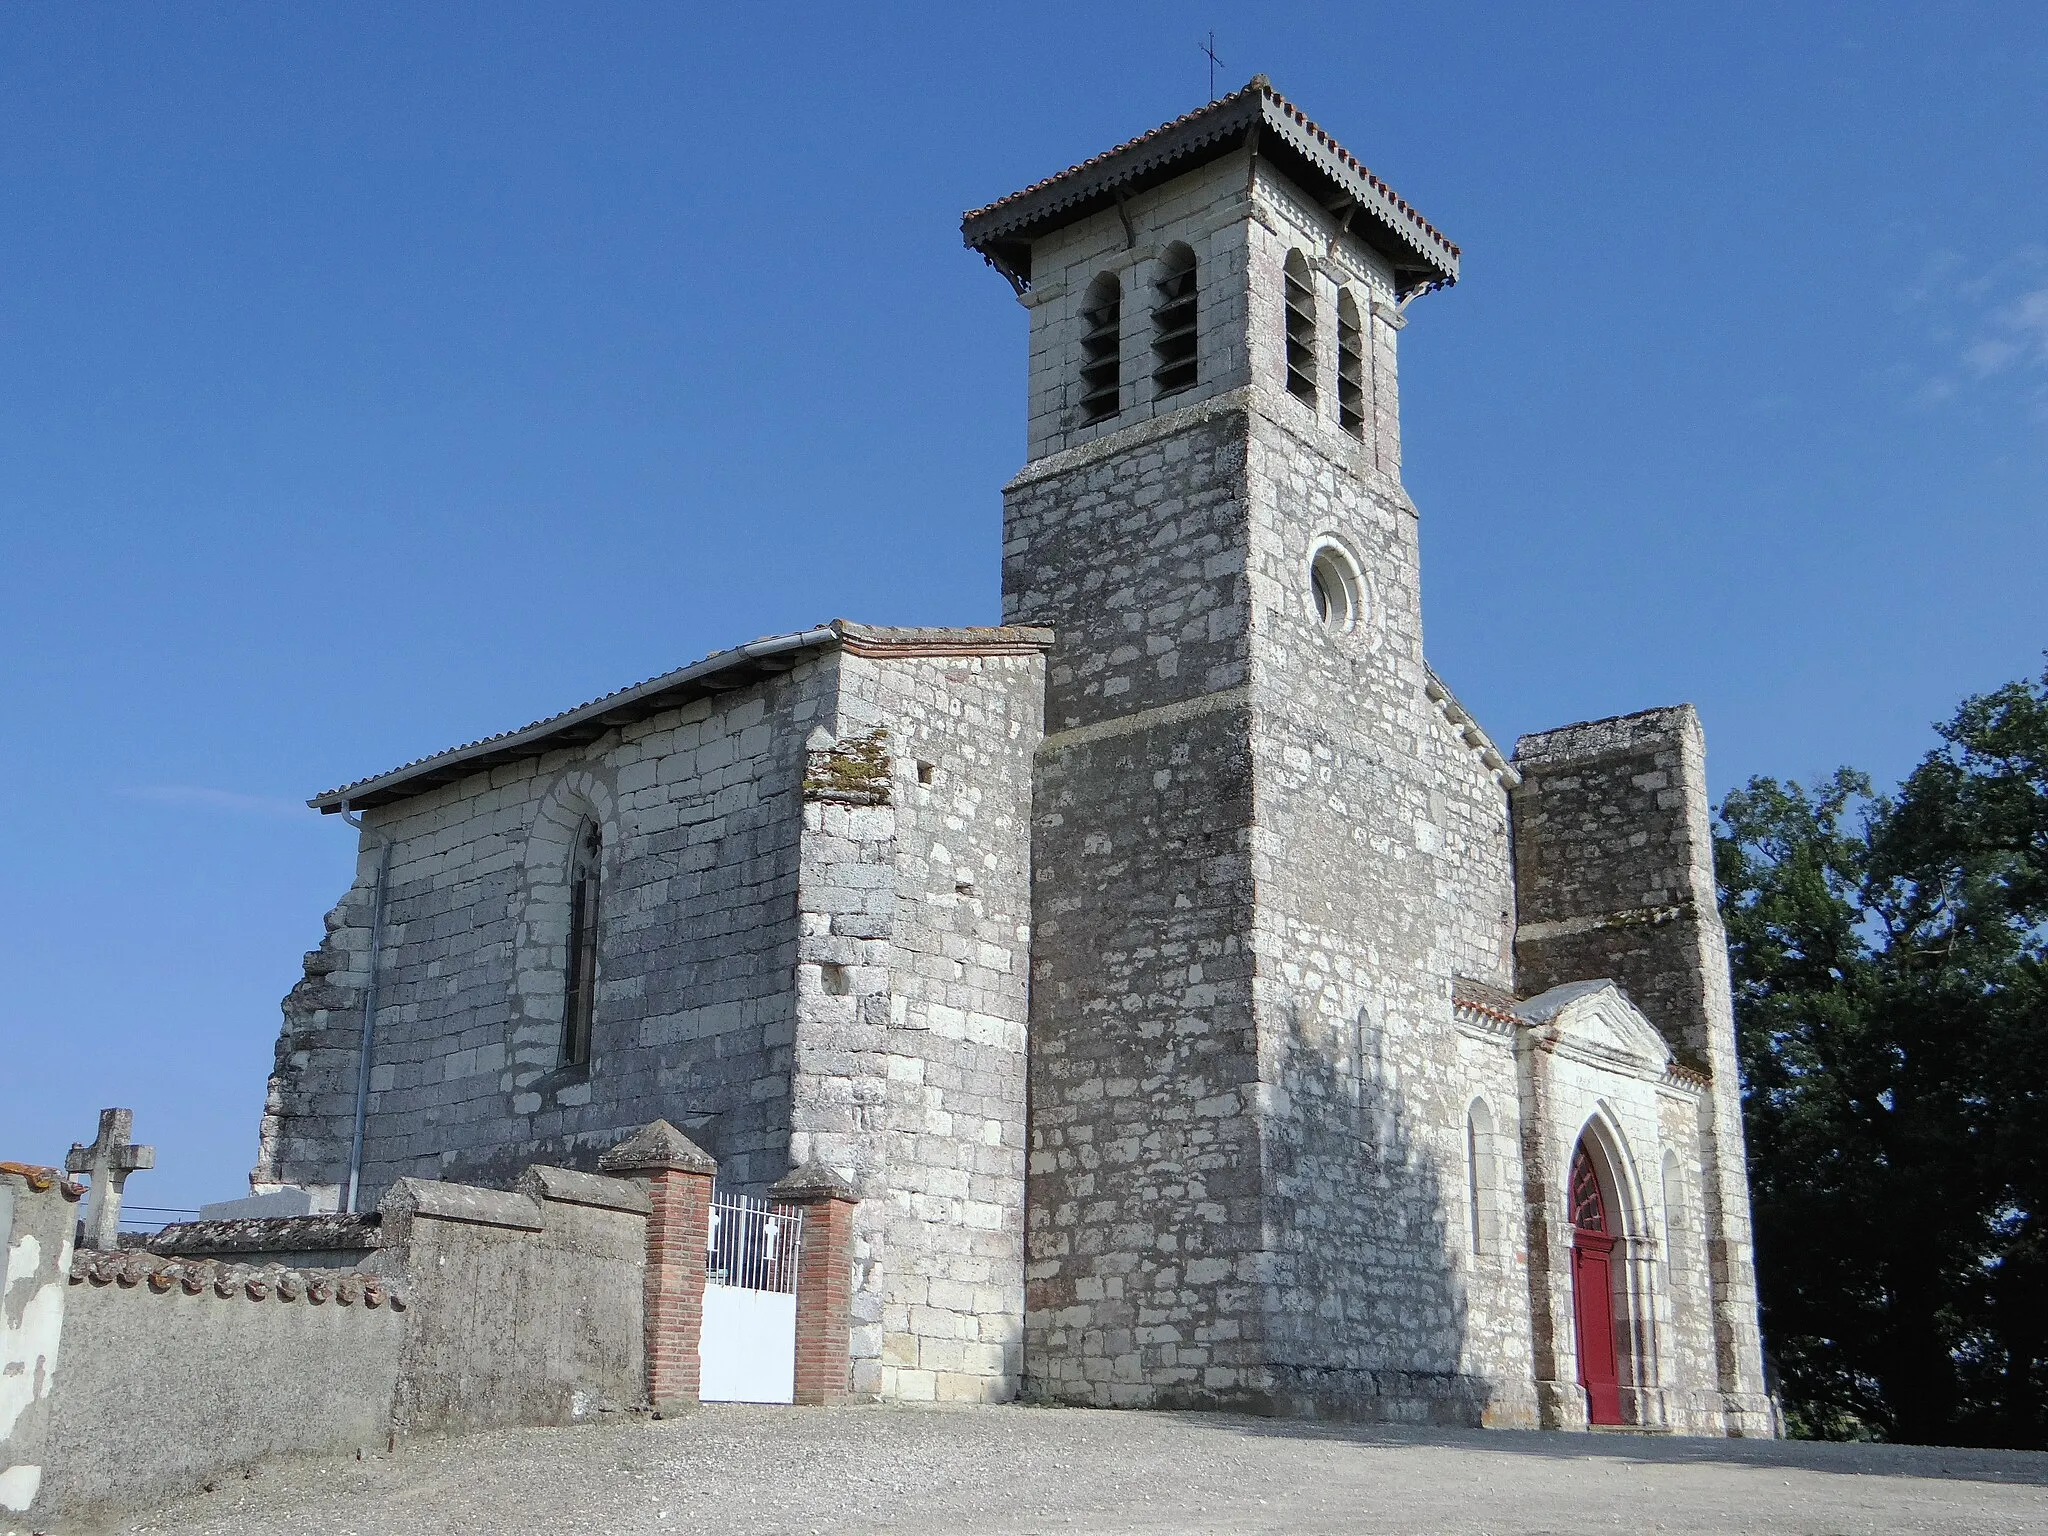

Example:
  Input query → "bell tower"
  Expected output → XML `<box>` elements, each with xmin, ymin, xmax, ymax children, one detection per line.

<box><xmin>964</xmin><ymin>81</ymin><xmax>1529</xmax><ymax>1421</ymax></box>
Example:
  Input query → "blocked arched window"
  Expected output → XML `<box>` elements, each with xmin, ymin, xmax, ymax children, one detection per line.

<box><xmin>560</xmin><ymin>820</ymin><xmax>602</xmax><ymax>1066</ymax></box>
<box><xmin>1151</xmin><ymin>243</ymin><xmax>1198</xmax><ymax>398</ymax></box>
<box><xmin>1336</xmin><ymin>290</ymin><xmax>1366</xmax><ymax>438</ymax></box>
<box><xmin>1078</xmin><ymin>272</ymin><xmax>1122</xmax><ymax>424</ymax></box>
<box><xmin>1283</xmin><ymin>250</ymin><xmax>1317</xmax><ymax>405</ymax></box>
<box><xmin>1661</xmin><ymin>1149</ymin><xmax>1685</xmax><ymax>1281</ymax></box>
<box><xmin>1467</xmin><ymin>1098</ymin><xmax>1499</xmax><ymax>1258</ymax></box>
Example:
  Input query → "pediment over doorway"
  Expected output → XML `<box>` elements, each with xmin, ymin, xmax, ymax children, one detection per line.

<box><xmin>1515</xmin><ymin>980</ymin><xmax>1676</xmax><ymax>1076</ymax></box>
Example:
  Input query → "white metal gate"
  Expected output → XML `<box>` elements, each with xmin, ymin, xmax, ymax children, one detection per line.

<box><xmin>698</xmin><ymin>1188</ymin><xmax>803</xmax><ymax>1404</ymax></box>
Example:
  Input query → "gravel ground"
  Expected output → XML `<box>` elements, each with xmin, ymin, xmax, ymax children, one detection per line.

<box><xmin>99</xmin><ymin>1404</ymin><xmax>2048</xmax><ymax>1536</ymax></box>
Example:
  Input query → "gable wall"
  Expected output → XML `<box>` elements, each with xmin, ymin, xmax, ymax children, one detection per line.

<box><xmin>259</xmin><ymin>657</ymin><xmax>834</xmax><ymax>1208</ymax></box>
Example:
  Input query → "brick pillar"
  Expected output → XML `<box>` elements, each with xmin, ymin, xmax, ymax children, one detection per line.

<box><xmin>599</xmin><ymin>1119</ymin><xmax>718</xmax><ymax>1416</ymax></box>
<box><xmin>771</xmin><ymin>1162</ymin><xmax>859</xmax><ymax>1407</ymax></box>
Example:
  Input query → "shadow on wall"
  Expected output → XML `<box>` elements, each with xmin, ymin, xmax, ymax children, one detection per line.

<box><xmin>1257</xmin><ymin>1001</ymin><xmax>1484</xmax><ymax>1425</ymax></box>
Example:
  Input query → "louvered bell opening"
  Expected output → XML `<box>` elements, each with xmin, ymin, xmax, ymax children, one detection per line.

<box><xmin>1284</xmin><ymin>259</ymin><xmax>1317</xmax><ymax>404</ymax></box>
<box><xmin>1337</xmin><ymin>298</ymin><xmax>1366</xmax><ymax>439</ymax></box>
<box><xmin>1078</xmin><ymin>278</ymin><xmax>1122</xmax><ymax>425</ymax></box>
<box><xmin>1151</xmin><ymin>249</ymin><xmax>1198</xmax><ymax>399</ymax></box>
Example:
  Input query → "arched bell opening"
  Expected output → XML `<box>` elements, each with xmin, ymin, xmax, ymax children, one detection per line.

<box><xmin>1567</xmin><ymin>1117</ymin><xmax>1667</xmax><ymax>1429</ymax></box>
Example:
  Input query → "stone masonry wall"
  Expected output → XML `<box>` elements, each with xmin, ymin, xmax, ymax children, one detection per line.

<box><xmin>838</xmin><ymin>648</ymin><xmax>1042</xmax><ymax>1403</ymax></box>
<box><xmin>1006</xmin><ymin>150</ymin><xmax>1533</xmax><ymax>1418</ymax></box>
<box><xmin>1656</xmin><ymin>1091</ymin><xmax>1723</xmax><ymax>1430</ymax></box>
<box><xmin>1510</xmin><ymin>706</ymin><xmax>1772</xmax><ymax>1432</ymax></box>
<box><xmin>1022</xmin><ymin>153</ymin><xmax>1253</xmax><ymax>463</ymax></box>
<box><xmin>1241</xmin><ymin>395</ymin><xmax>1524</xmax><ymax>1419</ymax></box>
<box><xmin>370</xmin><ymin>1166</ymin><xmax>647</xmax><ymax>1435</ymax></box>
<box><xmin>1004</xmin><ymin>396</ymin><xmax>1262</xmax><ymax>1406</ymax></box>
<box><xmin>260</xmin><ymin>657</ymin><xmax>833</xmax><ymax>1207</ymax></box>
<box><xmin>1233</xmin><ymin>165</ymin><xmax>1527</xmax><ymax>1424</ymax></box>
<box><xmin>1449</xmin><ymin>1019</ymin><xmax>1538</xmax><ymax>1424</ymax></box>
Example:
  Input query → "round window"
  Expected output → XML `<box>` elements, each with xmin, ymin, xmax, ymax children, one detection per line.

<box><xmin>1309</xmin><ymin>542</ymin><xmax>1365</xmax><ymax>632</ymax></box>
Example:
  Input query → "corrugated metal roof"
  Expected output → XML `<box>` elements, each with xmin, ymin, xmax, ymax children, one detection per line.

<box><xmin>961</xmin><ymin>77</ymin><xmax>1458</xmax><ymax>296</ymax></box>
<box><xmin>310</xmin><ymin>620</ymin><xmax>1052</xmax><ymax>813</ymax></box>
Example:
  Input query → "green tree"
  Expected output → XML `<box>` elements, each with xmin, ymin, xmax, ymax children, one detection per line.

<box><xmin>1716</xmin><ymin>665</ymin><xmax>2048</xmax><ymax>1445</ymax></box>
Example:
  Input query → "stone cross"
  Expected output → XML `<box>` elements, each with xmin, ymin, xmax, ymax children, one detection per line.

<box><xmin>65</xmin><ymin>1107</ymin><xmax>155</xmax><ymax>1251</ymax></box>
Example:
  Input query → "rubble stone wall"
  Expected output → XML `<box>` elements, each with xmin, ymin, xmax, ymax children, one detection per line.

<box><xmin>1239</xmin><ymin>186</ymin><xmax>1525</xmax><ymax>1417</ymax></box>
<box><xmin>1003</xmin><ymin>388</ymin><xmax>1264</xmax><ymax>1408</ymax></box>
<box><xmin>1510</xmin><ymin>706</ymin><xmax>1772</xmax><ymax>1432</ymax></box>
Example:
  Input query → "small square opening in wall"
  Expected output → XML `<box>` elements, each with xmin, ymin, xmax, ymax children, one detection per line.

<box><xmin>820</xmin><ymin>963</ymin><xmax>852</xmax><ymax>996</ymax></box>
<box><xmin>916</xmin><ymin>761</ymin><xmax>936</xmax><ymax>786</ymax></box>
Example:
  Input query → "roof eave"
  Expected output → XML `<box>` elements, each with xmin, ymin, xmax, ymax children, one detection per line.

<box><xmin>961</xmin><ymin>83</ymin><xmax>1459</xmax><ymax>295</ymax></box>
<box><xmin>309</xmin><ymin>627</ymin><xmax>839</xmax><ymax>814</ymax></box>
<box><xmin>309</xmin><ymin>621</ymin><xmax>1057</xmax><ymax>815</ymax></box>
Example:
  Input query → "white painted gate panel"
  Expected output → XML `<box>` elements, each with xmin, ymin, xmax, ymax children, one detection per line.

<box><xmin>699</xmin><ymin>1281</ymin><xmax>796</xmax><ymax>1403</ymax></box>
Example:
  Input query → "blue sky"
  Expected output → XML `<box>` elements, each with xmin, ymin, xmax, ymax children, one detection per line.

<box><xmin>3</xmin><ymin>4</ymin><xmax>2043</xmax><ymax>1213</ymax></box>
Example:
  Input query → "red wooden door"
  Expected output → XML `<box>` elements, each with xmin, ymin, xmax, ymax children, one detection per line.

<box><xmin>1572</xmin><ymin>1231</ymin><xmax>1623</xmax><ymax>1425</ymax></box>
<box><xmin>1569</xmin><ymin>1144</ymin><xmax>1624</xmax><ymax>1426</ymax></box>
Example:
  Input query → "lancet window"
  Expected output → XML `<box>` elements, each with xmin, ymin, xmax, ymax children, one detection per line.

<box><xmin>1336</xmin><ymin>290</ymin><xmax>1366</xmax><ymax>438</ymax></box>
<box><xmin>1077</xmin><ymin>272</ymin><xmax>1122</xmax><ymax>424</ymax></box>
<box><xmin>1283</xmin><ymin>250</ymin><xmax>1317</xmax><ymax>404</ymax></box>
<box><xmin>560</xmin><ymin>821</ymin><xmax>602</xmax><ymax>1067</ymax></box>
<box><xmin>1150</xmin><ymin>244</ymin><xmax>1198</xmax><ymax>398</ymax></box>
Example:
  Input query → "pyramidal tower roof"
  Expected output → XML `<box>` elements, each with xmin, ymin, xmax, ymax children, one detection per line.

<box><xmin>961</xmin><ymin>76</ymin><xmax>1460</xmax><ymax>297</ymax></box>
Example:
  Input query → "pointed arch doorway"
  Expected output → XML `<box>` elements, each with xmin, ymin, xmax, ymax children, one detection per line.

<box><xmin>1569</xmin><ymin>1141</ymin><xmax>1625</xmax><ymax>1426</ymax></box>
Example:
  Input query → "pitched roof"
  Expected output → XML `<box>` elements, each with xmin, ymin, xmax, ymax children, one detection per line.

<box><xmin>311</xmin><ymin>620</ymin><xmax>1053</xmax><ymax>814</ymax></box>
<box><xmin>961</xmin><ymin>76</ymin><xmax>1459</xmax><ymax>296</ymax></box>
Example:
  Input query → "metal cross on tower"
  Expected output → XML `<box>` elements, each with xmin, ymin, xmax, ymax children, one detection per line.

<box><xmin>1201</xmin><ymin>32</ymin><xmax>1225</xmax><ymax>101</ymax></box>
<box><xmin>65</xmin><ymin>1107</ymin><xmax>155</xmax><ymax>1251</ymax></box>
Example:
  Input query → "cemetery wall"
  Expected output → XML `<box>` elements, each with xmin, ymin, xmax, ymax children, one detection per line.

<box><xmin>41</xmin><ymin>1252</ymin><xmax>404</xmax><ymax>1521</ymax></box>
<box><xmin>4</xmin><ymin>1161</ymin><xmax>651</xmax><ymax>1528</ymax></box>
<box><xmin>369</xmin><ymin>1165</ymin><xmax>649</xmax><ymax>1436</ymax></box>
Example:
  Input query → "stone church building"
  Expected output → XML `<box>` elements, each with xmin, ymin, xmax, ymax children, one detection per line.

<box><xmin>253</xmin><ymin>79</ymin><xmax>1773</xmax><ymax>1435</ymax></box>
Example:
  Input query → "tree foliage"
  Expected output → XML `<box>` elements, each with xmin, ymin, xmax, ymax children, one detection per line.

<box><xmin>1716</xmin><ymin>665</ymin><xmax>2048</xmax><ymax>1445</ymax></box>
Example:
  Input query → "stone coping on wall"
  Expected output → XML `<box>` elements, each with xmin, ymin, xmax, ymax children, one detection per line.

<box><xmin>147</xmin><ymin>1213</ymin><xmax>382</xmax><ymax>1259</ymax></box>
<box><xmin>380</xmin><ymin>1179</ymin><xmax>545</xmax><ymax>1232</ymax></box>
<box><xmin>515</xmin><ymin>1165</ymin><xmax>651</xmax><ymax>1216</ymax></box>
<box><xmin>1511</xmin><ymin>703</ymin><xmax>1698</xmax><ymax>766</ymax></box>
<box><xmin>1424</xmin><ymin>669</ymin><xmax>1521</xmax><ymax>789</ymax></box>
<box><xmin>70</xmin><ymin>1249</ymin><xmax>407</xmax><ymax>1309</ymax></box>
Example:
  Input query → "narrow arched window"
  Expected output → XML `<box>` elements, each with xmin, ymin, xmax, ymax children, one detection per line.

<box><xmin>560</xmin><ymin>821</ymin><xmax>602</xmax><ymax>1066</ymax></box>
<box><xmin>1467</xmin><ymin>1098</ymin><xmax>1498</xmax><ymax>1258</ymax></box>
<box><xmin>1077</xmin><ymin>272</ymin><xmax>1122</xmax><ymax>424</ymax></box>
<box><xmin>1661</xmin><ymin>1150</ymin><xmax>1684</xmax><ymax>1281</ymax></box>
<box><xmin>1337</xmin><ymin>290</ymin><xmax>1366</xmax><ymax>438</ymax></box>
<box><xmin>1151</xmin><ymin>243</ymin><xmax>1198</xmax><ymax>398</ymax></box>
<box><xmin>1283</xmin><ymin>250</ymin><xmax>1317</xmax><ymax>405</ymax></box>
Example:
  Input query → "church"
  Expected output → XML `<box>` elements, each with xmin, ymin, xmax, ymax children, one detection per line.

<box><xmin>252</xmin><ymin>78</ymin><xmax>1773</xmax><ymax>1435</ymax></box>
